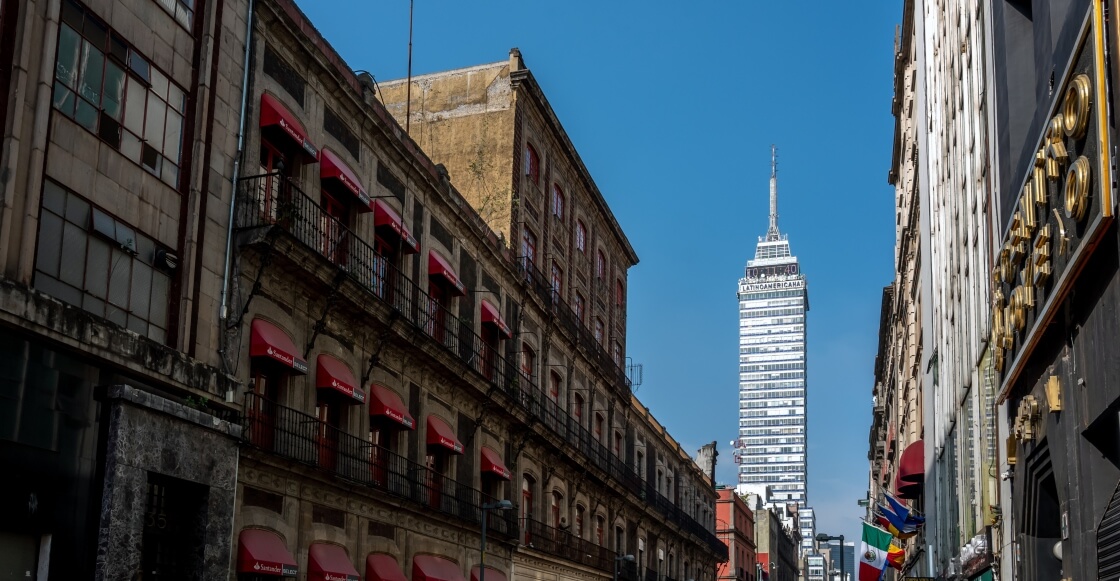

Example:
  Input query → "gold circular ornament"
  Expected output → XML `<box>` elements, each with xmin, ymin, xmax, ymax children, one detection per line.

<box><xmin>1063</xmin><ymin>155</ymin><xmax>1091</xmax><ymax>221</ymax></box>
<box><xmin>1062</xmin><ymin>74</ymin><xmax>1092</xmax><ymax>139</ymax></box>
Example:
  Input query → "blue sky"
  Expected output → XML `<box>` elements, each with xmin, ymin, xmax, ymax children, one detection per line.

<box><xmin>294</xmin><ymin>0</ymin><xmax>899</xmax><ymax>543</ymax></box>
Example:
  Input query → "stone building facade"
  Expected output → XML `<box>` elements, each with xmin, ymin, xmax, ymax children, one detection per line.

<box><xmin>224</xmin><ymin>4</ymin><xmax>727</xmax><ymax>581</ymax></box>
<box><xmin>0</xmin><ymin>0</ymin><xmax>247</xmax><ymax>577</ymax></box>
<box><xmin>752</xmin><ymin>508</ymin><xmax>798</xmax><ymax>581</ymax></box>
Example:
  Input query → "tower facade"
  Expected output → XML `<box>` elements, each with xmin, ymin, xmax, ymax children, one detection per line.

<box><xmin>736</xmin><ymin>149</ymin><xmax>809</xmax><ymax>513</ymax></box>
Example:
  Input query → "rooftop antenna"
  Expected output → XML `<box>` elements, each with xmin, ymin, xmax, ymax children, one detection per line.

<box><xmin>405</xmin><ymin>0</ymin><xmax>414</xmax><ymax>135</ymax></box>
<box><xmin>766</xmin><ymin>145</ymin><xmax>781</xmax><ymax>241</ymax></box>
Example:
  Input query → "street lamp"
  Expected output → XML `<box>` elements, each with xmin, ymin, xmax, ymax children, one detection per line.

<box><xmin>816</xmin><ymin>534</ymin><xmax>844</xmax><ymax>581</ymax></box>
<box><xmin>614</xmin><ymin>554</ymin><xmax>636</xmax><ymax>581</ymax></box>
<box><xmin>481</xmin><ymin>500</ymin><xmax>514</xmax><ymax>581</ymax></box>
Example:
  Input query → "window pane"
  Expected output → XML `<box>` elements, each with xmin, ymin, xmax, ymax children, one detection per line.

<box><xmin>74</xmin><ymin>97</ymin><xmax>98</xmax><ymax>131</ymax></box>
<box><xmin>55</xmin><ymin>25</ymin><xmax>81</xmax><ymax>88</ymax></box>
<box><xmin>175</xmin><ymin>5</ymin><xmax>192</xmax><ymax>28</ymax></box>
<box><xmin>128</xmin><ymin>52</ymin><xmax>150</xmax><ymax>84</ymax></box>
<box><xmin>129</xmin><ymin>261</ymin><xmax>151</xmax><ymax>319</ymax></box>
<box><xmin>167</xmin><ymin>84</ymin><xmax>185</xmax><ymax>113</ymax></box>
<box><xmin>144</xmin><ymin>91</ymin><xmax>166</xmax><ymax>144</ymax></box>
<box><xmin>160</xmin><ymin>160</ymin><xmax>178</xmax><ymax>188</ymax></box>
<box><xmin>149</xmin><ymin>271</ymin><xmax>169</xmax><ymax>328</ymax></box>
<box><xmin>52</xmin><ymin>81</ymin><xmax>75</xmax><ymax>115</ymax></box>
<box><xmin>59</xmin><ymin>222</ymin><xmax>87</xmax><ymax>288</ymax></box>
<box><xmin>163</xmin><ymin>109</ymin><xmax>181</xmax><ymax>162</ymax></box>
<box><xmin>64</xmin><ymin>192</ymin><xmax>89</xmax><ymax>226</ymax></box>
<box><xmin>107</xmin><ymin>248</ymin><xmax>131</xmax><ymax>308</ymax></box>
<box><xmin>86</xmin><ymin>237</ymin><xmax>111</xmax><ymax>299</ymax></box>
<box><xmin>141</xmin><ymin>143</ymin><xmax>161</xmax><ymax>174</ymax></box>
<box><xmin>91</xmin><ymin>208</ymin><xmax>114</xmax><ymax>239</ymax></box>
<box><xmin>150</xmin><ymin>68</ymin><xmax>168</xmax><ymax>100</ymax></box>
<box><xmin>77</xmin><ymin>40</ymin><xmax>104</xmax><ymax>105</ymax></box>
<box><xmin>35</xmin><ymin>212</ymin><xmax>63</xmax><ymax>279</ymax></box>
<box><xmin>123</xmin><ymin>79</ymin><xmax>145</xmax><ymax>134</ymax></box>
<box><xmin>121</xmin><ymin>130</ymin><xmax>142</xmax><ymax>163</ymax></box>
<box><xmin>42</xmin><ymin>181</ymin><xmax>66</xmax><ymax>215</ymax></box>
<box><xmin>102</xmin><ymin>61</ymin><xmax>125</xmax><ymax>120</ymax></box>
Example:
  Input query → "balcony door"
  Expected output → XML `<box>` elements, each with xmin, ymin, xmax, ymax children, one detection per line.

<box><xmin>316</xmin><ymin>399</ymin><xmax>342</xmax><ymax>471</ymax></box>
<box><xmin>320</xmin><ymin>190</ymin><xmax>351</xmax><ymax>266</ymax></box>
<box><xmin>257</xmin><ymin>142</ymin><xmax>289</xmax><ymax>223</ymax></box>
<box><xmin>248</xmin><ymin>364</ymin><xmax>284</xmax><ymax>451</ymax></box>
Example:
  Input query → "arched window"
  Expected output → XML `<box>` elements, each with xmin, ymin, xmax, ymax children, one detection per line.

<box><xmin>594</xmin><ymin>412</ymin><xmax>604</xmax><ymax>441</ymax></box>
<box><xmin>552</xmin><ymin>184</ymin><xmax>565</xmax><ymax>219</ymax></box>
<box><xmin>573</xmin><ymin>392</ymin><xmax>584</xmax><ymax>424</ymax></box>
<box><xmin>521</xmin><ymin>343</ymin><xmax>535</xmax><ymax>381</ymax></box>
<box><xmin>549</xmin><ymin>371</ymin><xmax>561</xmax><ymax>401</ymax></box>
<box><xmin>595</xmin><ymin>514</ymin><xmax>605</xmax><ymax>545</ymax></box>
<box><xmin>524</xmin><ymin>143</ymin><xmax>540</xmax><ymax>184</ymax></box>
<box><xmin>574</xmin><ymin>504</ymin><xmax>585</xmax><ymax>538</ymax></box>
<box><xmin>551</xmin><ymin>490</ymin><xmax>563</xmax><ymax>529</ymax></box>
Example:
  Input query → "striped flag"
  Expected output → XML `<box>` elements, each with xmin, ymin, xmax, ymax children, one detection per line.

<box><xmin>859</xmin><ymin>522</ymin><xmax>893</xmax><ymax>581</ymax></box>
<box><xmin>887</xmin><ymin>542</ymin><xmax>905</xmax><ymax>571</ymax></box>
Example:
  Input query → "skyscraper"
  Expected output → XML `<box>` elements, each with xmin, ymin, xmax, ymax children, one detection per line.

<box><xmin>735</xmin><ymin>147</ymin><xmax>809</xmax><ymax>517</ymax></box>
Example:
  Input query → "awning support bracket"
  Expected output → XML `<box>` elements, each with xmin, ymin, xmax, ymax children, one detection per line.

<box><xmin>361</xmin><ymin>317</ymin><xmax>399</xmax><ymax>386</ymax></box>
<box><xmin>304</xmin><ymin>270</ymin><xmax>346</xmax><ymax>358</ymax></box>
<box><xmin>232</xmin><ymin>228</ymin><xmax>280</xmax><ymax>330</ymax></box>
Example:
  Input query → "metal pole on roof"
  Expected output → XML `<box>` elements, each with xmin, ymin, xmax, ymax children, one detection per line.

<box><xmin>405</xmin><ymin>0</ymin><xmax>414</xmax><ymax>135</ymax></box>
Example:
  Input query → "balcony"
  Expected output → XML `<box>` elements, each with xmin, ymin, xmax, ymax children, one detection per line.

<box><xmin>519</xmin><ymin>518</ymin><xmax>616</xmax><ymax>572</ymax></box>
<box><xmin>234</xmin><ymin>176</ymin><xmax>725</xmax><ymax>561</ymax></box>
<box><xmin>242</xmin><ymin>393</ymin><xmax>517</xmax><ymax>539</ymax></box>
<box><xmin>516</xmin><ymin>258</ymin><xmax>632</xmax><ymax>394</ymax></box>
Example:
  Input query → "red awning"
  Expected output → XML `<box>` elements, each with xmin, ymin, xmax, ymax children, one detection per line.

<box><xmin>428</xmin><ymin>251</ymin><xmax>466</xmax><ymax>297</ymax></box>
<box><xmin>320</xmin><ymin>148</ymin><xmax>371</xmax><ymax>210</ymax></box>
<box><xmin>413</xmin><ymin>555</ymin><xmax>466</xmax><ymax>581</ymax></box>
<box><xmin>368</xmin><ymin>554</ymin><xmax>409</xmax><ymax>581</ymax></box>
<box><xmin>259</xmin><ymin>93</ymin><xmax>318</xmax><ymax>157</ymax></box>
<box><xmin>309</xmin><ymin>543</ymin><xmax>360</xmax><ymax>581</ymax></box>
<box><xmin>250</xmin><ymin>319</ymin><xmax>308</xmax><ymax>374</ymax></box>
<box><xmin>898</xmin><ymin>439</ymin><xmax>925</xmax><ymax>483</ymax></box>
<box><xmin>237</xmin><ymin>529</ymin><xmax>298</xmax><ymax>577</ymax></box>
<box><xmin>316</xmin><ymin>355</ymin><xmax>365</xmax><ymax>404</ymax></box>
<box><xmin>426</xmin><ymin>415</ymin><xmax>464</xmax><ymax>454</ymax></box>
<box><xmin>471</xmin><ymin>566</ymin><xmax>507</xmax><ymax>581</ymax></box>
<box><xmin>369</xmin><ymin>384</ymin><xmax>415</xmax><ymax>430</ymax></box>
<box><xmin>480</xmin><ymin>446</ymin><xmax>511</xmax><ymax>480</ymax></box>
<box><xmin>480</xmin><ymin>300</ymin><xmax>512</xmax><ymax>339</ymax></box>
<box><xmin>374</xmin><ymin>200</ymin><xmax>420</xmax><ymax>254</ymax></box>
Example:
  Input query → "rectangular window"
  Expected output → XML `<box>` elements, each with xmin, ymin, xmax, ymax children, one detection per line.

<box><xmin>574</xmin><ymin>292</ymin><xmax>585</xmax><ymax>323</ymax></box>
<box><xmin>616</xmin><ymin>279</ymin><xmax>625</xmax><ymax>307</ymax></box>
<box><xmin>324</xmin><ymin>106</ymin><xmax>360</xmax><ymax>161</ymax></box>
<box><xmin>152</xmin><ymin>0</ymin><xmax>194</xmax><ymax>29</ymax></box>
<box><xmin>596</xmin><ymin>250</ymin><xmax>606</xmax><ymax>279</ymax></box>
<box><xmin>521</xmin><ymin>228</ymin><xmax>537</xmax><ymax>266</ymax></box>
<box><xmin>54</xmin><ymin>3</ymin><xmax>185</xmax><ymax>188</ymax></box>
<box><xmin>575</xmin><ymin>220</ymin><xmax>586</xmax><ymax>252</ymax></box>
<box><xmin>552</xmin><ymin>185</ymin><xmax>564</xmax><ymax>219</ymax></box>
<box><xmin>377</xmin><ymin>162</ymin><xmax>406</xmax><ymax>203</ymax></box>
<box><xmin>550</xmin><ymin>262</ymin><xmax>563</xmax><ymax>297</ymax></box>
<box><xmin>34</xmin><ymin>180</ymin><xmax>172</xmax><ymax>342</ymax></box>
<box><xmin>520</xmin><ymin>344</ymin><xmax>535</xmax><ymax>380</ymax></box>
<box><xmin>593</xmin><ymin>318</ymin><xmax>604</xmax><ymax>344</ymax></box>
<box><xmin>262</xmin><ymin>45</ymin><xmax>304</xmax><ymax>106</ymax></box>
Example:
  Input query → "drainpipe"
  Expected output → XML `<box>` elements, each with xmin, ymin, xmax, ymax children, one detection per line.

<box><xmin>218</xmin><ymin>0</ymin><xmax>255</xmax><ymax>329</ymax></box>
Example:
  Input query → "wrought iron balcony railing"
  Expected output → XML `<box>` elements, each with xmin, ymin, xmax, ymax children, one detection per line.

<box><xmin>519</xmin><ymin>518</ymin><xmax>616</xmax><ymax>572</ymax></box>
<box><xmin>234</xmin><ymin>175</ymin><xmax>725</xmax><ymax>560</ymax></box>
<box><xmin>242</xmin><ymin>393</ymin><xmax>517</xmax><ymax>539</ymax></box>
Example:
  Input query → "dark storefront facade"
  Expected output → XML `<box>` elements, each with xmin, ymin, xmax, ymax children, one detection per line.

<box><xmin>989</xmin><ymin>1</ymin><xmax>1120</xmax><ymax>579</ymax></box>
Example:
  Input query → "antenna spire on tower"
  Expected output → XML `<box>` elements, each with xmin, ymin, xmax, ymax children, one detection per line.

<box><xmin>767</xmin><ymin>145</ymin><xmax>781</xmax><ymax>241</ymax></box>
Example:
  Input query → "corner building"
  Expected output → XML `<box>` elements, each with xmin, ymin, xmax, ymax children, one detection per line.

<box><xmin>228</xmin><ymin>9</ymin><xmax>727</xmax><ymax>581</ymax></box>
<box><xmin>0</xmin><ymin>0</ymin><xmax>247</xmax><ymax>577</ymax></box>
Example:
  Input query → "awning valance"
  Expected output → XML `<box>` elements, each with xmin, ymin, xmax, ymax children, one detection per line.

<box><xmin>374</xmin><ymin>199</ymin><xmax>420</xmax><ymax>254</ymax></box>
<box><xmin>316</xmin><ymin>354</ymin><xmax>365</xmax><ymax>404</ymax></box>
<box><xmin>480</xmin><ymin>300</ymin><xmax>512</xmax><ymax>339</ymax></box>
<box><xmin>369</xmin><ymin>384</ymin><xmax>415</xmax><ymax>430</ymax></box>
<box><xmin>308</xmin><ymin>543</ymin><xmax>360</xmax><ymax>581</ymax></box>
<box><xmin>413</xmin><ymin>555</ymin><xmax>466</xmax><ymax>581</ymax></box>
<box><xmin>480</xmin><ymin>446</ymin><xmax>511</xmax><ymax>480</ymax></box>
<box><xmin>259</xmin><ymin>93</ymin><xmax>318</xmax><ymax>157</ymax></box>
<box><xmin>471</xmin><ymin>566</ymin><xmax>508</xmax><ymax>581</ymax></box>
<box><xmin>428</xmin><ymin>251</ymin><xmax>466</xmax><ymax>297</ymax></box>
<box><xmin>426</xmin><ymin>415</ymin><xmax>464</xmax><ymax>454</ymax></box>
<box><xmin>237</xmin><ymin>529</ymin><xmax>298</xmax><ymax>577</ymax></box>
<box><xmin>319</xmin><ymin>148</ymin><xmax>371</xmax><ymax>210</ymax></box>
<box><xmin>898</xmin><ymin>439</ymin><xmax>925</xmax><ymax>483</ymax></box>
<box><xmin>367</xmin><ymin>554</ymin><xmax>409</xmax><ymax>581</ymax></box>
<box><xmin>250</xmin><ymin>319</ymin><xmax>308</xmax><ymax>374</ymax></box>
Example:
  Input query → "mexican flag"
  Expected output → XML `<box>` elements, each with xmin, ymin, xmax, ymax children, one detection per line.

<box><xmin>859</xmin><ymin>522</ymin><xmax>893</xmax><ymax>581</ymax></box>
